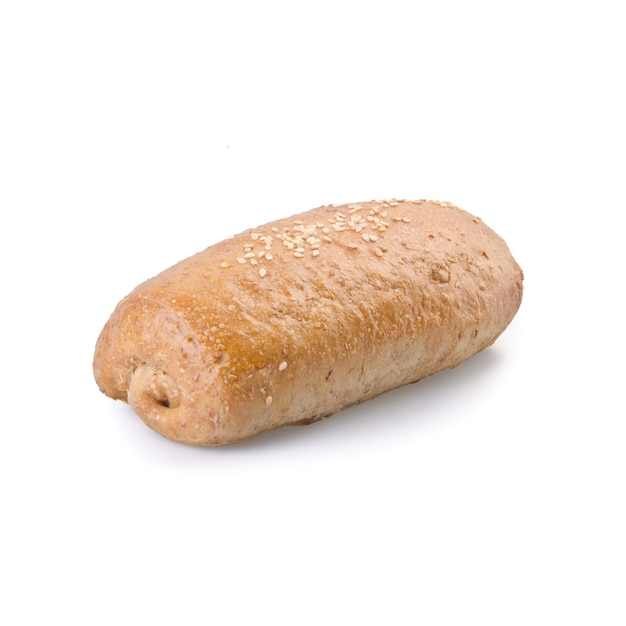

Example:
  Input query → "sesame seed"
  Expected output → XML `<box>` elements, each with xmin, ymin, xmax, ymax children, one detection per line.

<box><xmin>348</xmin><ymin>243</ymin><xmax>358</xmax><ymax>250</ymax></box>
<box><xmin>312</xmin><ymin>249</ymin><xmax>320</xmax><ymax>257</ymax></box>
<box><xmin>369</xmin><ymin>234</ymin><xmax>378</xmax><ymax>241</ymax></box>
<box><xmin>236</xmin><ymin>257</ymin><xmax>246</xmax><ymax>264</ymax></box>
<box><xmin>322</xmin><ymin>236</ymin><xmax>333</xmax><ymax>243</ymax></box>
<box><xmin>259</xmin><ymin>267</ymin><xmax>267</xmax><ymax>277</ymax></box>
<box><xmin>375</xmin><ymin>248</ymin><xmax>384</xmax><ymax>258</ymax></box>
<box><xmin>257</xmin><ymin>250</ymin><xmax>266</xmax><ymax>258</ymax></box>
<box><xmin>250</xmin><ymin>258</ymin><xmax>258</xmax><ymax>266</ymax></box>
<box><xmin>279</xmin><ymin>361</ymin><xmax>288</xmax><ymax>371</ymax></box>
<box><xmin>265</xmin><ymin>253</ymin><xmax>273</xmax><ymax>260</ymax></box>
<box><xmin>266</xmin><ymin>396</ymin><xmax>273</xmax><ymax>406</ymax></box>
<box><xmin>362</xmin><ymin>233</ymin><xmax>371</xmax><ymax>242</ymax></box>
<box><xmin>293</xmin><ymin>251</ymin><xmax>304</xmax><ymax>258</ymax></box>
<box><xmin>402</xmin><ymin>216</ymin><xmax>411</xmax><ymax>223</ymax></box>
<box><xmin>220</xmin><ymin>262</ymin><xmax>231</xmax><ymax>268</ymax></box>
<box><xmin>244</xmin><ymin>252</ymin><xmax>255</xmax><ymax>258</ymax></box>
<box><xmin>251</xmin><ymin>232</ymin><xmax>260</xmax><ymax>240</ymax></box>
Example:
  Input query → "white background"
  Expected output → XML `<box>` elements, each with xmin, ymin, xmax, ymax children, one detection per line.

<box><xmin>1</xmin><ymin>1</ymin><xmax>624</xmax><ymax>624</ymax></box>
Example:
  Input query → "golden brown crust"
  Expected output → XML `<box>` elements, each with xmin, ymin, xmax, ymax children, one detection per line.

<box><xmin>93</xmin><ymin>199</ymin><xmax>523</xmax><ymax>445</ymax></box>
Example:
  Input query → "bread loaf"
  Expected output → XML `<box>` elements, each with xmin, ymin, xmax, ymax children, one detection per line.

<box><xmin>93</xmin><ymin>199</ymin><xmax>523</xmax><ymax>445</ymax></box>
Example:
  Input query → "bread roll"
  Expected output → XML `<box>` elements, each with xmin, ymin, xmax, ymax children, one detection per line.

<box><xmin>93</xmin><ymin>199</ymin><xmax>523</xmax><ymax>445</ymax></box>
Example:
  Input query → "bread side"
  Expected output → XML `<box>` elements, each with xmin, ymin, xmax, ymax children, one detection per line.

<box><xmin>93</xmin><ymin>199</ymin><xmax>523</xmax><ymax>445</ymax></box>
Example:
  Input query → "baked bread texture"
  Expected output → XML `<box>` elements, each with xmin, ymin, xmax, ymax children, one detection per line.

<box><xmin>93</xmin><ymin>199</ymin><xmax>523</xmax><ymax>445</ymax></box>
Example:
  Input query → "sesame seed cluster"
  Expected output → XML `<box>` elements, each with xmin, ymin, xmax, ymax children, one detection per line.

<box><xmin>219</xmin><ymin>199</ymin><xmax>429</xmax><ymax>278</ymax></box>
